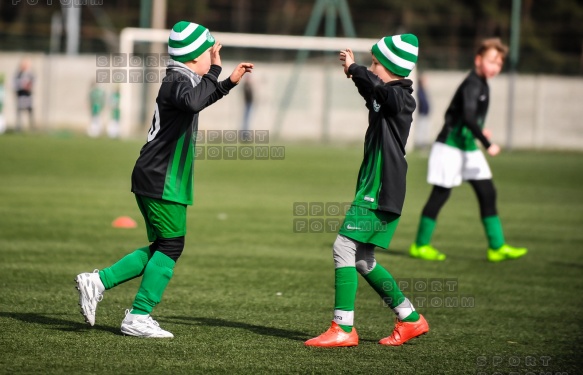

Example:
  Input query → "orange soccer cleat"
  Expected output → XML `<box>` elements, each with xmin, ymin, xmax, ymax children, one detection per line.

<box><xmin>304</xmin><ymin>321</ymin><xmax>359</xmax><ymax>347</ymax></box>
<box><xmin>379</xmin><ymin>314</ymin><xmax>429</xmax><ymax>346</ymax></box>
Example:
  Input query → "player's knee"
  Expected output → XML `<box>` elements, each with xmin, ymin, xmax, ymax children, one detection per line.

<box><xmin>476</xmin><ymin>180</ymin><xmax>497</xmax><ymax>216</ymax></box>
<box><xmin>436</xmin><ymin>185</ymin><xmax>452</xmax><ymax>202</ymax></box>
<box><xmin>422</xmin><ymin>186</ymin><xmax>451</xmax><ymax>218</ymax></box>
<box><xmin>154</xmin><ymin>236</ymin><xmax>185</xmax><ymax>262</ymax></box>
<box><xmin>355</xmin><ymin>258</ymin><xmax>376</xmax><ymax>275</ymax></box>
<box><xmin>355</xmin><ymin>243</ymin><xmax>376</xmax><ymax>275</ymax></box>
<box><xmin>333</xmin><ymin>235</ymin><xmax>357</xmax><ymax>268</ymax></box>
<box><xmin>486</xmin><ymin>184</ymin><xmax>497</xmax><ymax>202</ymax></box>
<box><xmin>474</xmin><ymin>179</ymin><xmax>496</xmax><ymax>202</ymax></box>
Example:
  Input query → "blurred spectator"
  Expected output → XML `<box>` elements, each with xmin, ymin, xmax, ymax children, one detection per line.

<box><xmin>14</xmin><ymin>59</ymin><xmax>35</xmax><ymax>132</ymax></box>
<box><xmin>414</xmin><ymin>73</ymin><xmax>431</xmax><ymax>149</ymax></box>
<box><xmin>88</xmin><ymin>82</ymin><xmax>105</xmax><ymax>137</ymax></box>
<box><xmin>241</xmin><ymin>76</ymin><xmax>254</xmax><ymax>131</ymax></box>
<box><xmin>0</xmin><ymin>74</ymin><xmax>5</xmax><ymax>134</ymax></box>
<box><xmin>107</xmin><ymin>86</ymin><xmax>121</xmax><ymax>138</ymax></box>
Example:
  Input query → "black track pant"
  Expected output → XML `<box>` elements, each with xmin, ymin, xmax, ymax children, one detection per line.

<box><xmin>421</xmin><ymin>179</ymin><xmax>498</xmax><ymax>220</ymax></box>
<box><xmin>149</xmin><ymin>237</ymin><xmax>185</xmax><ymax>262</ymax></box>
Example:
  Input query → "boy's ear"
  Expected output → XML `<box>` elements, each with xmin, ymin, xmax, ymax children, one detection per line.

<box><xmin>474</xmin><ymin>54</ymin><xmax>482</xmax><ymax>67</ymax></box>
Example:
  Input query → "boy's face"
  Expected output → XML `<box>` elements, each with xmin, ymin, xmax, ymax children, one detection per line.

<box><xmin>475</xmin><ymin>48</ymin><xmax>504</xmax><ymax>79</ymax></box>
<box><xmin>369</xmin><ymin>53</ymin><xmax>392</xmax><ymax>83</ymax></box>
<box><xmin>190</xmin><ymin>49</ymin><xmax>211</xmax><ymax>76</ymax></box>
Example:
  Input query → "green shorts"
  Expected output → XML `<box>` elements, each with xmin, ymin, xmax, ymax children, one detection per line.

<box><xmin>338</xmin><ymin>205</ymin><xmax>400</xmax><ymax>249</ymax></box>
<box><xmin>135</xmin><ymin>194</ymin><xmax>187</xmax><ymax>242</ymax></box>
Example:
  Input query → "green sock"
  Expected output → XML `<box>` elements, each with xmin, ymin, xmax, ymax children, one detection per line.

<box><xmin>362</xmin><ymin>263</ymin><xmax>419</xmax><ymax>322</ymax></box>
<box><xmin>401</xmin><ymin>310</ymin><xmax>420</xmax><ymax>322</ymax></box>
<box><xmin>334</xmin><ymin>267</ymin><xmax>357</xmax><ymax>333</ymax></box>
<box><xmin>415</xmin><ymin>216</ymin><xmax>436</xmax><ymax>247</ymax></box>
<box><xmin>131</xmin><ymin>251</ymin><xmax>175</xmax><ymax>315</ymax></box>
<box><xmin>482</xmin><ymin>215</ymin><xmax>505</xmax><ymax>250</ymax></box>
<box><xmin>99</xmin><ymin>246</ymin><xmax>152</xmax><ymax>290</ymax></box>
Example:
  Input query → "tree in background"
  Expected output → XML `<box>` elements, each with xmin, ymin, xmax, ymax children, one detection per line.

<box><xmin>0</xmin><ymin>0</ymin><xmax>581</xmax><ymax>74</ymax></box>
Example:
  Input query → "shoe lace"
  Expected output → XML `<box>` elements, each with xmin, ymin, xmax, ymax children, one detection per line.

<box><xmin>146</xmin><ymin>316</ymin><xmax>161</xmax><ymax>328</ymax></box>
<box><xmin>391</xmin><ymin>318</ymin><xmax>405</xmax><ymax>339</ymax></box>
<box><xmin>147</xmin><ymin>315</ymin><xmax>161</xmax><ymax>329</ymax></box>
<box><xmin>123</xmin><ymin>309</ymin><xmax>162</xmax><ymax>330</ymax></box>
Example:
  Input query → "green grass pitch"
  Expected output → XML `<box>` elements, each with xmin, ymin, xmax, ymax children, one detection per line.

<box><xmin>0</xmin><ymin>134</ymin><xmax>582</xmax><ymax>374</ymax></box>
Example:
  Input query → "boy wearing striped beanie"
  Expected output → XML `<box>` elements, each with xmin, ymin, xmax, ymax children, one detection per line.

<box><xmin>305</xmin><ymin>34</ymin><xmax>429</xmax><ymax>347</ymax></box>
<box><xmin>76</xmin><ymin>21</ymin><xmax>253</xmax><ymax>338</ymax></box>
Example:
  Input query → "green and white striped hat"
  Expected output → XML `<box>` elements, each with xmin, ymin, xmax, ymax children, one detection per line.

<box><xmin>168</xmin><ymin>21</ymin><xmax>215</xmax><ymax>63</ymax></box>
<box><xmin>371</xmin><ymin>34</ymin><xmax>419</xmax><ymax>77</ymax></box>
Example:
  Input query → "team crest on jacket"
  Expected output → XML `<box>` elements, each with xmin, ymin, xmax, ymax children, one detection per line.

<box><xmin>373</xmin><ymin>99</ymin><xmax>381</xmax><ymax>112</ymax></box>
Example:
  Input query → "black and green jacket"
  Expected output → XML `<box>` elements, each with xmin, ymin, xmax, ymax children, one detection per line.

<box><xmin>347</xmin><ymin>63</ymin><xmax>416</xmax><ymax>215</ymax></box>
<box><xmin>131</xmin><ymin>60</ymin><xmax>236</xmax><ymax>205</ymax></box>
<box><xmin>435</xmin><ymin>70</ymin><xmax>491</xmax><ymax>151</ymax></box>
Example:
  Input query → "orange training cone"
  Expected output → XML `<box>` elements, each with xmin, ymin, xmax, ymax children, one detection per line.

<box><xmin>112</xmin><ymin>216</ymin><xmax>137</xmax><ymax>229</ymax></box>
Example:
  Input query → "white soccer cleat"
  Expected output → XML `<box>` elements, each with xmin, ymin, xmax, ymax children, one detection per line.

<box><xmin>75</xmin><ymin>269</ymin><xmax>104</xmax><ymax>326</ymax></box>
<box><xmin>120</xmin><ymin>310</ymin><xmax>174</xmax><ymax>338</ymax></box>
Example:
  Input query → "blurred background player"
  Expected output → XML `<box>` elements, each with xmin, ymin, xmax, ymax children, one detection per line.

<box><xmin>240</xmin><ymin>76</ymin><xmax>254</xmax><ymax>131</ymax></box>
<box><xmin>107</xmin><ymin>86</ymin><xmax>121</xmax><ymax>138</ymax></box>
<box><xmin>305</xmin><ymin>34</ymin><xmax>429</xmax><ymax>348</ymax></box>
<box><xmin>13</xmin><ymin>58</ymin><xmax>34</xmax><ymax>132</ymax></box>
<box><xmin>75</xmin><ymin>21</ymin><xmax>254</xmax><ymax>338</ymax></box>
<box><xmin>410</xmin><ymin>38</ymin><xmax>527</xmax><ymax>262</ymax></box>
<box><xmin>0</xmin><ymin>74</ymin><xmax>5</xmax><ymax>134</ymax></box>
<box><xmin>414</xmin><ymin>73</ymin><xmax>431</xmax><ymax>149</ymax></box>
<box><xmin>88</xmin><ymin>82</ymin><xmax>105</xmax><ymax>137</ymax></box>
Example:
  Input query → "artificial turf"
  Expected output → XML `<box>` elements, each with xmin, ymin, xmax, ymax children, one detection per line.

<box><xmin>0</xmin><ymin>134</ymin><xmax>581</xmax><ymax>374</ymax></box>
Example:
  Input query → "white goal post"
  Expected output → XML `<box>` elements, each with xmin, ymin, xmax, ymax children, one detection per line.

<box><xmin>118</xmin><ymin>28</ymin><xmax>416</xmax><ymax>142</ymax></box>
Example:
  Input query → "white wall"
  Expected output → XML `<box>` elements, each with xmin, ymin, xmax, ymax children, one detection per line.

<box><xmin>1</xmin><ymin>52</ymin><xmax>581</xmax><ymax>150</ymax></box>
<box><xmin>422</xmin><ymin>70</ymin><xmax>583</xmax><ymax>150</ymax></box>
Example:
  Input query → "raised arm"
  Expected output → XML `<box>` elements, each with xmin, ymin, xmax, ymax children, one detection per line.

<box><xmin>340</xmin><ymin>49</ymin><xmax>374</xmax><ymax>106</ymax></box>
<box><xmin>170</xmin><ymin>65</ymin><xmax>225</xmax><ymax>113</ymax></box>
<box><xmin>171</xmin><ymin>40</ymin><xmax>253</xmax><ymax>113</ymax></box>
<box><xmin>372</xmin><ymin>83</ymin><xmax>408</xmax><ymax>116</ymax></box>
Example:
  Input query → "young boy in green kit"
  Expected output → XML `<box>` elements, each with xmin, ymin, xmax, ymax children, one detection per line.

<box><xmin>107</xmin><ymin>86</ymin><xmax>120</xmax><ymax>138</ymax></box>
<box><xmin>409</xmin><ymin>38</ymin><xmax>527</xmax><ymax>262</ymax></box>
<box><xmin>88</xmin><ymin>83</ymin><xmax>105</xmax><ymax>137</ymax></box>
<box><xmin>305</xmin><ymin>34</ymin><xmax>429</xmax><ymax>347</ymax></box>
<box><xmin>75</xmin><ymin>21</ymin><xmax>253</xmax><ymax>338</ymax></box>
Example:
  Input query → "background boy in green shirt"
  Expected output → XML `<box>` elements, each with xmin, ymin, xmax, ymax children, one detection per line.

<box><xmin>410</xmin><ymin>38</ymin><xmax>527</xmax><ymax>262</ymax></box>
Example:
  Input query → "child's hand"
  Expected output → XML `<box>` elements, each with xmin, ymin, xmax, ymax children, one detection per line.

<box><xmin>487</xmin><ymin>143</ymin><xmax>500</xmax><ymax>156</ymax></box>
<box><xmin>230</xmin><ymin>63</ymin><xmax>254</xmax><ymax>85</ymax></box>
<box><xmin>483</xmin><ymin>128</ymin><xmax>492</xmax><ymax>139</ymax></box>
<box><xmin>211</xmin><ymin>42</ymin><xmax>222</xmax><ymax>66</ymax></box>
<box><xmin>339</xmin><ymin>48</ymin><xmax>355</xmax><ymax>78</ymax></box>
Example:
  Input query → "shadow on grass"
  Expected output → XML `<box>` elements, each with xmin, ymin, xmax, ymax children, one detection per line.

<box><xmin>165</xmin><ymin>316</ymin><xmax>310</xmax><ymax>341</ymax></box>
<box><xmin>549</xmin><ymin>261</ymin><xmax>583</xmax><ymax>269</ymax></box>
<box><xmin>0</xmin><ymin>312</ymin><xmax>119</xmax><ymax>335</ymax></box>
<box><xmin>376</xmin><ymin>247</ymin><xmax>409</xmax><ymax>257</ymax></box>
